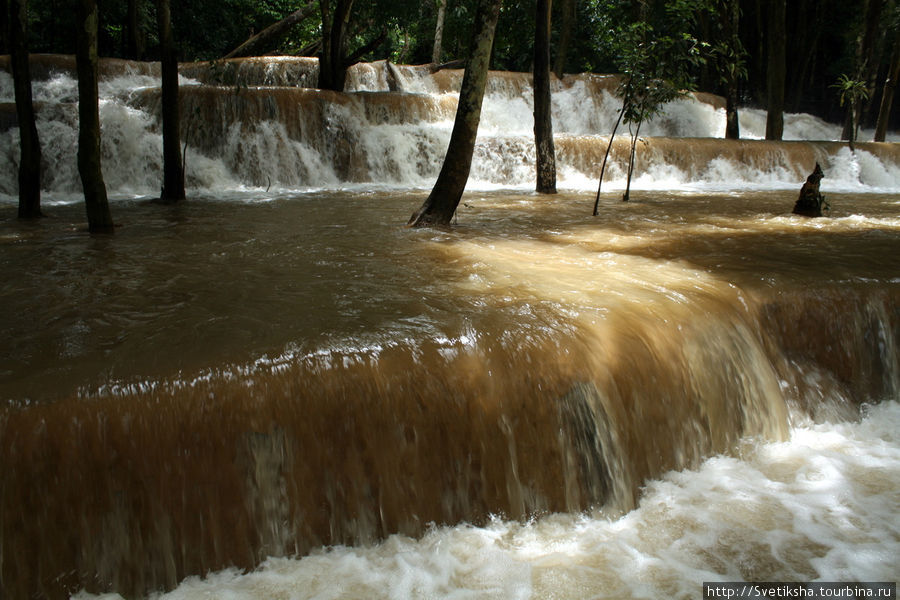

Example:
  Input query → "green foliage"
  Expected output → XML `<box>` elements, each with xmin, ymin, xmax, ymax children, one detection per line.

<box><xmin>831</xmin><ymin>73</ymin><xmax>870</xmax><ymax>107</ymax></box>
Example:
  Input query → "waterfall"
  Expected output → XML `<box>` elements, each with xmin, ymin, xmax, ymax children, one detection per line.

<box><xmin>1</xmin><ymin>54</ymin><xmax>898</xmax><ymax>200</ymax></box>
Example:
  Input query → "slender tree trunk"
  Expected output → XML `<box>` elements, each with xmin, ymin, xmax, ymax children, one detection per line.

<box><xmin>125</xmin><ymin>0</ymin><xmax>144</xmax><ymax>59</ymax></box>
<box><xmin>874</xmin><ymin>33</ymin><xmax>899</xmax><ymax>142</ymax></box>
<box><xmin>317</xmin><ymin>0</ymin><xmax>354</xmax><ymax>91</ymax></box>
<box><xmin>552</xmin><ymin>0</ymin><xmax>574</xmax><ymax>78</ymax></box>
<box><xmin>622</xmin><ymin>118</ymin><xmax>641</xmax><ymax>202</ymax></box>
<box><xmin>408</xmin><ymin>0</ymin><xmax>502</xmax><ymax>227</ymax></box>
<box><xmin>432</xmin><ymin>0</ymin><xmax>447</xmax><ymax>63</ymax></box>
<box><xmin>76</xmin><ymin>0</ymin><xmax>115</xmax><ymax>233</ymax></box>
<box><xmin>765</xmin><ymin>0</ymin><xmax>786</xmax><ymax>140</ymax></box>
<box><xmin>224</xmin><ymin>0</ymin><xmax>318</xmax><ymax>59</ymax></box>
<box><xmin>155</xmin><ymin>0</ymin><xmax>184</xmax><ymax>202</ymax></box>
<box><xmin>9</xmin><ymin>0</ymin><xmax>43</xmax><ymax>219</ymax></box>
<box><xmin>533</xmin><ymin>0</ymin><xmax>556</xmax><ymax>194</ymax></box>
<box><xmin>592</xmin><ymin>105</ymin><xmax>624</xmax><ymax>216</ymax></box>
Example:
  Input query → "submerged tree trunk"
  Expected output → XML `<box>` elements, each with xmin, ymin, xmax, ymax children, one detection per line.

<box><xmin>318</xmin><ymin>0</ymin><xmax>354</xmax><ymax>92</ymax></box>
<box><xmin>156</xmin><ymin>0</ymin><xmax>184</xmax><ymax>202</ymax></box>
<box><xmin>9</xmin><ymin>0</ymin><xmax>43</xmax><ymax>219</ymax></box>
<box><xmin>765</xmin><ymin>0</ymin><xmax>786</xmax><ymax>140</ymax></box>
<box><xmin>407</xmin><ymin>0</ymin><xmax>503</xmax><ymax>227</ymax></box>
<box><xmin>76</xmin><ymin>0</ymin><xmax>115</xmax><ymax>233</ymax></box>
<box><xmin>874</xmin><ymin>33</ymin><xmax>899</xmax><ymax>142</ymax></box>
<box><xmin>224</xmin><ymin>0</ymin><xmax>318</xmax><ymax>59</ymax></box>
<box><xmin>552</xmin><ymin>0</ymin><xmax>575</xmax><ymax>78</ymax></box>
<box><xmin>792</xmin><ymin>162</ymin><xmax>827</xmax><ymax>217</ymax></box>
<box><xmin>592</xmin><ymin>105</ymin><xmax>624</xmax><ymax>216</ymax></box>
<box><xmin>432</xmin><ymin>0</ymin><xmax>447</xmax><ymax>63</ymax></box>
<box><xmin>533</xmin><ymin>0</ymin><xmax>556</xmax><ymax>194</ymax></box>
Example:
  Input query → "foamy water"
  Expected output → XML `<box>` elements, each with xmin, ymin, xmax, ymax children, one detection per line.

<box><xmin>69</xmin><ymin>401</ymin><xmax>899</xmax><ymax>600</ymax></box>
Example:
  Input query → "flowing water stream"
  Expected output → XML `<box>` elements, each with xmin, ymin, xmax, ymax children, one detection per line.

<box><xmin>0</xmin><ymin>56</ymin><xmax>898</xmax><ymax>599</ymax></box>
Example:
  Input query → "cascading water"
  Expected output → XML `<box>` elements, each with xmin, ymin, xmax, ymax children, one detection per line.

<box><xmin>1</xmin><ymin>56</ymin><xmax>898</xmax><ymax>600</ymax></box>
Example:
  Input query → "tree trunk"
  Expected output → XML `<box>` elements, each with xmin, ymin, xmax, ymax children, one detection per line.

<box><xmin>592</xmin><ymin>105</ymin><xmax>624</xmax><ymax>216</ymax></box>
<box><xmin>9</xmin><ymin>0</ymin><xmax>43</xmax><ymax>219</ymax></box>
<box><xmin>408</xmin><ymin>0</ymin><xmax>503</xmax><ymax>227</ymax></box>
<box><xmin>765</xmin><ymin>0</ymin><xmax>786</xmax><ymax>140</ymax></box>
<box><xmin>724</xmin><ymin>0</ymin><xmax>740</xmax><ymax>140</ymax></box>
<box><xmin>125</xmin><ymin>0</ymin><xmax>144</xmax><ymax>59</ymax></box>
<box><xmin>317</xmin><ymin>0</ymin><xmax>354</xmax><ymax>91</ymax></box>
<box><xmin>552</xmin><ymin>0</ymin><xmax>574</xmax><ymax>78</ymax></box>
<box><xmin>156</xmin><ymin>0</ymin><xmax>184</xmax><ymax>202</ymax></box>
<box><xmin>224</xmin><ymin>0</ymin><xmax>318</xmax><ymax>59</ymax></box>
<box><xmin>874</xmin><ymin>33</ymin><xmax>899</xmax><ymax>142</ymax></box>
<box><xmin>432</xmin><ymin>0</ymin><xmax>447</xmax><ymax>64</ymax></box>
<box><xmin>76</xmin><ymin>0</ymin><xmax>115</xmax><ymax>233</ymax></box>
<box><xmin>533</xmin><ymin>0</ymin><xmax>556</xmax><ymax>194</ymax></box>
<box><xmin>622</xmin><ymin>118</ymin><xmax>641</xmax><ymax>203</ymax></box>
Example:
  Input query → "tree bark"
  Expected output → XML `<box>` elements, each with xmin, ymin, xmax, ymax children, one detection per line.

<box><xmin>408</xmin><ymin>0</ymin><xmax>503</xmax><ymax>227</ymax></box>
<box><xmin>0</xmin><ymin>0</ymin><xmax>8</xmax><ymax>54</ymax></box>
<box><xmin>76</xmin><ymin>0</ymin><xmax>115</xmax><ymax>233</ymax></box>
<box><xmin>224</xmin><ymin>0</ymin><xmax>318</xmax><ymax>59</ymax></box>
<box><xmin>874</xmin><ymin>32</ymin><xmax>899</xmax><ymax>142</ymax></box>
<box><xmin>765</xmin><ymin>0</ymin><xmax>786</xmax><ymax>140</ymax></box>
<box><xmin>9</xmin><ymin>0</ymin><xmax>43</xmax><ymax>219</ymax></box>
<box><xmin>125</xmin><ymin>0</ymin><xmax>144</xmax><ymax>59</ymax></box>
<box><xmin>432</xmin><ymin>0</ymin><xmax>447</xmax><ymax>64</ymax></box>
<box><xmin>552</xmin><ymin>0</ymin><xmax>574</xmax><ymax>78</ymax></box>
<box><xmin>723</xmin><ymin>0</ymin><xmax>740</xmax><ymax>140</ymax></box>
<box><xmin>156</xmin><ymin>0</ymin><xmax>184</xmax><ymax>202</ymax></box>
<box><xmin>318</xmin><ymin>0</ymin><xmax>354</xmax><ymax>91</ymax></box>
<box><xmin>533</xmin><ymin>0</ymin><xmax>556</xmax><ymax>194</ymax></box>
<box><xmin>622</xmin><ymin>118</ymin><xmax>642</xmax><ymax>202</ymax></box>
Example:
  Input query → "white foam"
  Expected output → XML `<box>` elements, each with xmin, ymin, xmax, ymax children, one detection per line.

<box><xmin>72</xmin><ymin>401</ymin><xmax>899</xmax><ymax>599</ymax></box>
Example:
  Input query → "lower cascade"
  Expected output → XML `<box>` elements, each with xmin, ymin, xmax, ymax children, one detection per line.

<box><xmin>0</xmin><ymin>56</ymin><xmax>898</xmax><ymax>599</ymax></box>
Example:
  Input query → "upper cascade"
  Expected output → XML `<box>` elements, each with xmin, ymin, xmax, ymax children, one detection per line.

<box><xmin>0</xmin><ymin>54</ymin><xmax>898</xmax><ymax>199</ymax></box>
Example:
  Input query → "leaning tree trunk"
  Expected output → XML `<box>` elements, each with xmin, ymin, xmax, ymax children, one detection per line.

<box><xmin>224</xmin><ymin>0</ymin><xmax>318</xmax><ymax>59</ymax></box>
<box><xmin>765</xmin><ymin>0</ymin><xmax>785</xmax><ymax>140</ymax></box>
<box><xmin>874</xmin><ymin>33</ymin><xmax>899</xmax><ymax>142</ymax></box>
<box><xmin>432</xmin><ymin>0</ymin><xmax>447</xmax><ymax>63</ymax></box>
<box><xmin>76</xmin><ymin>0</ymin><xmax>115</xmax><ymax>233</ymax></box>
<box><xmin>156</xmin><ymin>0</ymin><xmax>184</xmax><ymax>202</ymax></box>
<box><xmin>9</xmin><ymin>0</ymin><xmax>43</xmax><ymax>219</ymax></box>
<box><xmin>533</xmin><ymin>0</ymin><xmax>556</xmax><ymax>194</ymax></box>
<box><xmin>408</xmin><ymin>0</ymin><xmax>503</xmax><ymax>227</ymax></box>
<box><xmin>318</xmin><ymin>0</ymin><xmax>354</xmax><ymax>92</ymax></box>
<box><xmin>592</xmin><ymin>104</ymin><xmax>624</xmax><ymax>216</ymax></box>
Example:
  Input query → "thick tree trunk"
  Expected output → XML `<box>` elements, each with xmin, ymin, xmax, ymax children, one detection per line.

<box><xmin>552</xmin><ymin>0</ymin><xmax>574</xmax><ymax>78</ymax></box>
<box><xmin>408</xmin><ymin>0</ymin><xmax>502</xmax><ymax>227</ymax></box>
<box><xmin>224</xmin><ymin>0</ymin><xmax>317</xmax><ymax>59</ymax></box>
<box><xmin>76</xmin><ymin>0</ymin><xmax>115</xmax><ymax>233</ymax></box>
<box><xmin>9</xmin><ymin>0</ymin><xmax>43</xmax><ymax>219</ymax></box>
<box><xmin>156</xmin><ymin>0</ymin><xmax>184</xmax><ymax>202</ymax></box>
<box><xmin>533</xmin><ymin>0</ymin><xmax>556</xmax><ymax>194</ymax></box>
<box><xmin>318</xmin><ymin>0</ymin><xmax>354</xmax><ymax>92</ymax></box>
<box><xmin>0</xmin><ymin>0</ymin><xmax>8</xmax><ymax>54</ymax></box>
<box><xmin>125</xmin><ymin>0</ymin><xmax>144</xmax><ymax>59</ymax></box>
<box><xmin>724</xmin><ymin>0</ymin><xmax>740</xmax><ymax>140</ymax></box>
<box><xmin>765</xmin><ymin>0</ymin><xmax>786</xmax><ymax>140</ymax></box>
<box><xmin>432</xmin><ymin>0</ymin><xmax>447</xmax><ymax>64</ymax></box>
<box><xmin>874</xmin><ymin>34</ymin><xmax>899</xmax><ymax>142</ymax></box>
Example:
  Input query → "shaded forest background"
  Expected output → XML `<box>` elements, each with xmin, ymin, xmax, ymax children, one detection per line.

<box><xmin>3</xmin><ymin>0</ymin><xmax>899</xmax><ymax>130</ymax></box>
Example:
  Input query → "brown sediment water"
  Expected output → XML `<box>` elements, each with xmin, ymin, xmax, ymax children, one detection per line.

<box><xmin>1</xmin><ymin>190</ymin><xmax>897</xmax><ymax>598</ymax></box>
